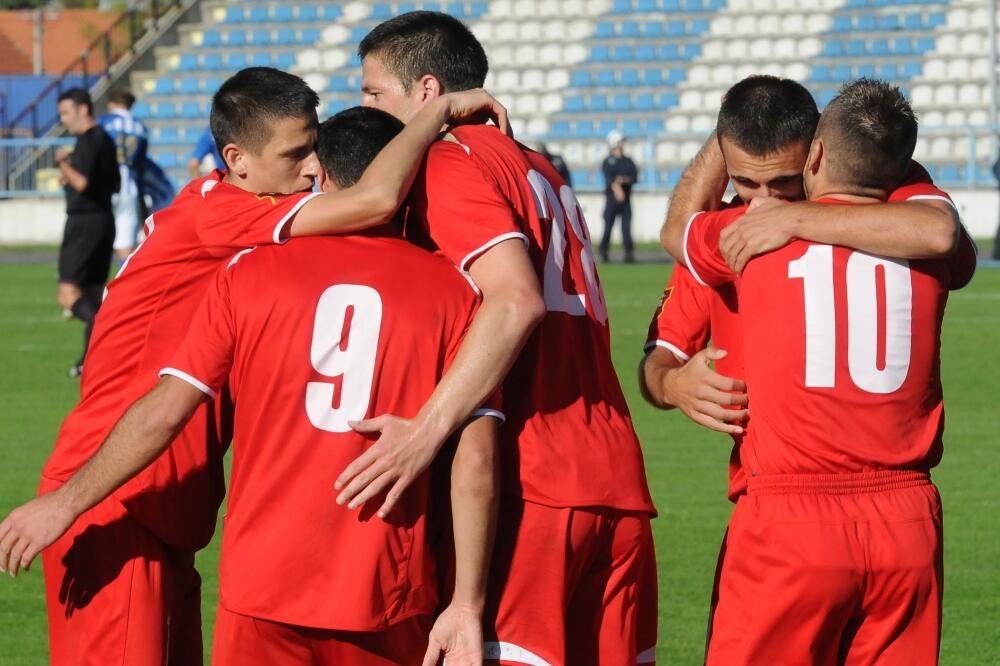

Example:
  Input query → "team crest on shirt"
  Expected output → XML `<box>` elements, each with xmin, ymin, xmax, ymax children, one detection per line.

<box><xmin>255</xmin><ymin>193</ymin><xmax>278</xmax><ymax>205</ymax></box>
<box><xmin>655</xmin><ymin>286</ymin><xmax>674</xmax><ymax>318</ymax></box>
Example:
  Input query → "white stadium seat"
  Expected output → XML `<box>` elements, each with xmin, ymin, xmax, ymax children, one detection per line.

<box><xmin>945</xmin><ymin>110</ymin><xmax>967</xmax><ymax>127</ymax></box>
<box><xmin>781</xmin><ymin>14</ymin><xmax>806</xmax><ymax>34</ymax></box>
<box><xmin>912</xmin><ymin>138</ymin><xmax>929</xmax><ymax>161</ymax></box>
<box><xmin>298</xmin><ymin>49</ymin><xmax>320</xmax><ymax>69</ymax></box>
<box><xmin>691</xmin><ymin>114</ymin><xmax>715</xmax><ymax>132</ymax></box>
<box><xmin>495</xmin><ymin>21</ymin><xmax>517</xmax><ymax>42</ymax></box>
<box><xmin>711</xmin><ymin>64</ymin><xmax>736</xmax><ymax>85</ymax></box>
<box><xmin>679</xmin><ymin>140</ymin><xmax>702</xmax><ymax>161</ymax></box>
<box><xmin>758</xmin><ymin>16</ymin><xmax>780</xmax><ymax>35</ymax></box>
<box><xmin>922</xmin><ymin>111</ymin><xmax>946</xmax><ymax>127</ymax></box>
<box><xmin>774</xmin><ymin>38</ymin><xmax>796</xmax><ymax>59</ymax></box>
<box><xmin>971</xmin><ymin>58</ymin><xmax>990</xmax><ymax>78</ymax></box>
<box><xmin>541</xmin><ymin>93</ymin><xmax>563</xmax><ymax>113</ymax></box>
<box><xmin>321</xmin><ymin>25</ymin><xmax>350</xmax><ymax>44</ymax></box>
<box><xmin>546</xmin><ymin>69</ymin><xmax>569</xmax><ymax>89</ymax></box>
<box><xmin>958</xmin><ymin>84</ymin><xmax>981</xmax><ymax>106</ymax></box>
<box><xmin>703</xmin><ymin>40</ymin><xmax>725</xmax><ymax>60</ymax></box>
<box><xmin>930</xmin><ymin>136</ymin><xmax>952</xmax><ymax>159</ymax></box>
<box><xmin>539</xmin><ymin>44</ymin><xmax>563</xmax><ymax>65</ymax></box>
<box><xmin>911</xmin><ymin>85</ymin><xmax>935</xmax><ymax>107</ymax></box>
<box><xmin>472</xmin><ymin>23</ymin><xmax>493</xmax><ymax>42</ymax></box>
<box><xmin>923</xmin><ymin>59</ymin><xmax>947</xmax><ymax>80</ymax></box>
<box><xmin>497</xmin><ymin>70</ymin><xmax>519</xmax><ymax>91</ymax></box>
<box><xmin>679</xmin><ymin>89</ymin><xmax>703</xmax><ymax>110</ymax></box>
<box><xmin>321</xmin><ymin>49</ymin><xmax>349</xmax><ymax>70</ymax></box>
<box><xmin>568</xmin><ymin>20</ymin><xmax>593</xmax><ymax>41</ymax></box>
<box><xmin>735</xmin><ymin>16</ymin><xmax>757</xmax><ymax>36</ymax></box>
<box><xmin>797</xmin><ymin>37</ymin><xmax>822</xmax><ymax>58</ymax></box>
<box><xmin>934</xmin><ymin>84</ymin><xmax>958</xmax><ymax>107</ymax></box>
<box><xmin>522</xmin><ymin>69</ymin><xmax>545</xmax><ymax>91</ymax></box>
<box><xmin>967</xmin><ymin>110</ymin><xmax>988</xmax><ymax>126</ymax></box>
<box><xmin>342</xmin><ymin>1</ymin><xmax>368</xmax><ymax>22</ymax></box>
<box><xmin>666</xmin><ymin>115</ymin><xmax>690</xmax><ymax>133</ymax></box>
<box><xmin>656</xmin><ymin>141</ymin><xmax>679</xmax><ymax>162</ymax></box>
<box><xmin>805</xmin><ymin>15</ymin><xmax>830</xmax><ymax>34</ymax></box>
<box><xmin>726</xmin><ymin>39</ymin><xmax>750</xmax><ymax>60</ymax></box>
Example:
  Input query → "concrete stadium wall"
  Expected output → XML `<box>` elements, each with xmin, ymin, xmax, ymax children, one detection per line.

<box><xmin>2</xmin><ymin>190</ymin><xmax>997</xmax><ymax>246</ymax></box>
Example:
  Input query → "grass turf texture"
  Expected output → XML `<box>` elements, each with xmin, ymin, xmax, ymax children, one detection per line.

<box><xmin>0</xmin><ymin>258</ymin><xmax>997</xmax><ymax>663</ymax></box>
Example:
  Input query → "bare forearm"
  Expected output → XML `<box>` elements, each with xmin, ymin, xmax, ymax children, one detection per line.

<box><xmin>58</xmin><ymin>161</ymin><xmax>88</xmax><ymax>193</ymax></box>
<box><xmin>661</xmin><ymin>134</ymin><xmax>728</xmax><ymax>259</ymax></box>
<box><xmin>449</xmin><ymin>417</ymin><xmax>500</xmax><ymax>609</ymax></box>
<box><xmin>56</xmin><ymin>384</ymin><xmax>196</xmax><ymax>516</ymax></box>
<box><xmin>289</xmin><ymin>98</ymin><xmax>451</xmax><ymax>237</ymax></box>
<box><xmin>639</xmin><ymin>348</ymin><xmax>685</xmax><ymax>409</ymax></box>
<box><xmin>787</xmin><ymin>200</ymin><xmax>958</xmax><ymax>258</ymax></box>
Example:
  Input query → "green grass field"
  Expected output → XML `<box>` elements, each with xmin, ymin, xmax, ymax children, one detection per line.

<box><xmin>0</xmin><ymin>256</ymin><xmax>997</xmax><ymax>663</ymax></box>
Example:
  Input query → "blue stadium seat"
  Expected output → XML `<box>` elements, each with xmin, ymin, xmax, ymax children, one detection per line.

<box><xmin>274</xmin><ymin>5</ymin><xmax>294</xmax><ymax>22</ymax></box>
<box><xmin>249</xmin><ymin>6</ymin><xmax>268</xmax><ymax>23</ymax></box>
<box><xmin>666</xmin><ymin>20</ymin><xmax>685</xmax><ymax>37</ymax></box>
<box><xmin>832</xmin><ymin>15</ymin><xmax>852</xmax><ymax>32</ymax></box>
<box><xmin>133</xmin><ymin>102</ymin><xmax>151</xmax><ymax>119</ymax></box>
<box><xmin>347</xmin><ymin>52</ymin><xmax>362</xmax><ymax>68</ymax></box>
<box><xmin>903</xmin><ymin>13</ymin><xmax>923</xmax><ymax>30</ymax></box>
<box><xmin>202</xmin><ymin>30</ymin><xmax>221</xmax><ymax>47</ymax></box>
<box><xmin>251</xmin><ymin>52</ymin><xmax>272</xmax><ymax>67</ymax></box>
<box><xmin>646</xmin><ymin>117</ymin><xmax>665</xmax><ymax>134</ymax></box>
<box><xmin>621</xmin><ymin>21</ymin><xmax>640</xmax><ymax>37</ymax></box>
<box><xmin>817</xmin><ymin>89</ymin><xmax>836</xmax><ymax>107</ymax></box>
<box><xmin>645</xmin><ymin>22</ymin><xmax>664</xmax><ymax>37</ymax></box>
<box><xmin>224</xmin><ymin>6</ymin><xmax>242</xmax><ymax>23</ymax></box>
<box><xmin>276</xmin><ymin>29</ymin><xmax>296</xmax><ymax>45</ymax></box>
<box><xmin>621</xmin><ymin>68</ymin><xmax>640</xmax><ymax>86</ymax></box>
<box><xmin>871</xmin><ymin>39</ymin><xmax>889</xmax><ymax>55</ymax></box>
<box><xmin>178</xmin><ymin>53</ymin><xmax>198</xmax><ymax>71</ymax></box>
<box><xmin>878</xmin><ymin>14</ymin><xmax>900</xmax><ymax>30</ymax></box>
<box><xmin>227</xmin><ymin>30</ymin><xmax>246</xmax><ymax>46</ymax></box>
<box><xmin>597</xmin><ymin>119</ymin><xmax>616</xmax><ymax>135</ymax></box>
<box><xmin>846</xmin><ymin>40</ymin><xmax>865</xmax><ymax>56</ymax></box>
<box><xmin>667</xmin><ymin>68</ymin><xmax>685</xmax><ymax>84</ymax></box>
<box><xmin>661</xmin><ymin>0</ymin><xmax>680</xmax><ymax>10</ymax></box>
<box><xmin>154</xmin><ymin>78</ymin><xmax>174</xmax><ymax>95</ymax></box>
<box><xmin>810</xmin><ymin>65</ymin><xmax>829</xmax><ymax>82</ymax></box>
<box><xmin>623</xmin><ymin>118</ymin><xmax>642</xmax><ymax>135</ymax></box>
<box><xmin>550</xmin><ymin>120</ymin><xmax>570</xmax><ymax>137</ymax></box>
<box><xmin>327</xmin><ymin>99</ymin><xmax>348</xmax><ymax>115</ymax></box>
<box><xmin>683</xmin><ymin>43</ymin><xmax>701</xmax><ymax>59</ymax></box>
<box><xmin>424</xmin><ymin>2</ymin><xmax>443</xmax><ymax>12</ymax></box>
<box><xmin>833</xmin><ymin>64</ymin><xmax>852</xmax><ymax>80</ymax></box>
<box><xmin>330</xmin><ymin>75</ymin><xmax>351</xmax><ymax>91</ymax></box>
<box><xmin>570</xmin><ymin>70</ymin><xmax>591</xmax><ymax>87</ymax></box>
<box><xmin>658</xmin><ymin>44</ymin><xmax>679</xmax><ymax>60</ymax></box>
<box><xmin>205</xmin><ymin>76</ymin><xmax>223</xmax><ymax>93</ymax></box>
<box><xmin>893</xmin><ymin>38</ymin><xmax>913</xmax><ymax>55</ymax></box>
<box><xmin>857</xmin><ymin>14</ymin><xmax>876</xmax><ymax>31</ymax></box>
<box><xmin>574</xmin><ymin>120</ymin><xmax>595</xmax><ymax>137</ymax></box>
<box><xmin>590</xmin><ymin>95</ymin><xmax>609</xmax><ymax>111</ymax></box>
<box><xmin>823</xmin><ymin>40</ymin><xmax>844</xmax><ymax>56</ymax></box>
<box><xmin>399</xmin><ymin>2</ymin><xmax>417</xmax><ymax>13</ymax></box>
<box><xmin>614</xmin><ymin>45</ymin><xmax>632</xmax><ymax>61</ymax></box>
<box><xmin>939</xmin><ymin>164</ymin><xmax>960</xmax><ymax>183</ymax></box>
<box><xmin>351</xmin><ymin>26</ymin><xmax>369</xmax><ymax>42</ymax></box>
<box><xmin>565</xmin><ymin>95</ymin><xmax>585</xmax><ymax>112</ymax></box>
<box><xmin>302</xmin><ymin>28</ymin><xmax>320</xmax><ymax>44</ymax></box>
<box><xmin>637</xmin><ymin>0</ymin><xmax>656</xmax><ymax>12</ymax></box>
<box><xmin>157</xmin><ymin>152</ymin><xmax>178</xmax><ymax>169</ymax></box>
<box><xmin>682</xmin><ymin>0</ymin><xmax>703</xmax><ymax>10</ymax></box>
<box><xmin>643</xmin><ymin>69</ymin><xmax>663</xmax><ymax>85</ymax></box>
<box><xmin>902</xmin><ymin>61</ymin><xmax>922</xmax><ymax>78</ymax></box>
<box><xmin>372</xmin><ymin>3</ymin><xmax>393</xmax><ymax>19</ymax></box>
<box><xmin>857</xmin><ymin>63</ymin><xmax>876</xmax><ymax>77</ymax></box>
<box><xmin>251</xmin><ymin>29</ymin><xmax>271</xmax><ymax>46</ymax></box>
<box><xmin>635</xmin><ymin>44</ymin><xmax>655</xmax><ymax>61</ymax></box>
<box><xmin>596</xmin><ymin>70</ymin><xmax>616</xmax><ymax>86</ymax></box>
<box><xmin>227</xmin><ymin>52</ymin><xmax>248</xmax><ymax>69</ymax></box>
<box><xmin>571</xmin><ymin>170</ymin><xmax>590</xmax><ymax>187</ymax></box>
<box><xmin>157</xmin><ymin>125</ymin><xmax>178</xmax><ymax>141</ymax></box>
<box><xmin>596</xmin><ymin>22</ymin><xmax>615</xmax><ymax>38</ymax></box>
<box><xmin>878</xmin><ymin>63</ymin><xmax>899</xmax><ymax>78</ymax></box>
<box><xmin>915</xmin><ymin>37</ymin><xmax>934</xmax><ymax>54</ymax></box>
<box><xmin>611</xmin><ymin>94</ymin><xmax>630</xmax><ymax>111</ymax></box>
<box><xmin>927</xmin><ymin>12</ymin><xmax>945</xmax><ymax>28</ymax></box>
<box><xmin>322</xmin><ymin>5</ymin><xmax>342</xmax><ymax>20</ymax></box>
<box><xmin>155</xmin><ymin>102</ymin><xmax>176</xmax><ymax>119</ymax></box>
<box><xmin>691</xmin><ymin>19</ymin><xmax>709</xmax><ymax>34</ymax></box>
<box><xmin>470</xmin><ymin>2</ymin><xmax>488</xmax><ymax>17</ymax></box>
<box><xmin>635</xmin><ymin>93</ymin><xmax>654</xmax><ymax>110</ymax></box>
<box><xmin>657</xmin><ymin>92</ymin><xmax>678</xmax><ymax>108</ymax></box>
<box><xmin>299</xmin><ymin>5</ymin><xmax>318</xmax><ymax>21</ymax></box>
<box><xmin>591</xmin><ymin>46</ymin><xmax>610</xmax><ymax>61</ymax></box>
<box><xmin>447</xmin><ymin>2</ymin><xmax>466</xmax><ymax>16</ymax></box>
<box><xmin>276</xmin><ymin>52</ymin><xmax>297</xmax><ymax>69</ymax></box>
<box><xmin>179</xmin><ymin>78</ymin><xmax>199</xmax><ymax>94</ymax></box>
<box><xmin>612</xmin><ymin>0</ymin><xmax>631</xmax><ymax>13</ymax></box>
<box><xmin>180</xmin><ymin>101</ymin><xmax>201</xmax><ymax>119</ymax></box>
<box><xmin>203</xmin><ymin>53</ymin><xmax>223</xmax><ymax>70</ymax></box>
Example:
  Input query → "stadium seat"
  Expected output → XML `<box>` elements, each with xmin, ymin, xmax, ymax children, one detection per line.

<box><xmin>132</xmin><ymin>102</ymin><xmax>151</xmax><ymax>119</ymax></box>
<box><xmin>179</xmin><ymin>78</ymin><xmax>199</xmax><ymax>95</ymax></box>
<box><xmin>299</xmin><ymin>5</ymin><xmax>318</xmax><ymax>21</ymax></box>
<box><xmin>227</xmin><ymin>52</ymin><xmax>248</xmax><ymax>70</ymax></box>
<box><xmin>621</xmin><ymin>69</ymin><xmax>640</xmax><ymax>86</ymax></box>
<box><xmin>274</xmin><ymin>5</ymin><xmax>293</xmax><ymax>22</ymax></box>
<box><xmin>154</xmin><ymin>78</ymin><xmax>174</xmax><ymax>95</ymax></box>
<box><xmin>180</xmin><ymin>101</ymin><xmax>201</xmax><ymax>119</ymax></box>
<box><xmin>249</xmin><ymin>6</ymin><xmax>268</xmax><ymax>23</ymax></box>
<box><xmin>178</xmin><ymin>53</ymin><xmax>198</xmax><ymax>71</ymax></box>
<box><xmin>228</xmin><ymin>30</ymin><xmax>246</xmax><ymax>46</ymax></box>
<box><xmin>201</xmin><ymin>30</ymin><xmax>221</xmax><ymax>47</ymax></box>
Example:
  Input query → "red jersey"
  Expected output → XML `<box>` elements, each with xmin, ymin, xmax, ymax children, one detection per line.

<box><xmin>406</xmin><ymin>125</ymin><xmax>654</xmax><ymax>513</ymax></box>
<box><xmin>163</xmin><ymin>236</ymin><xmax>484</xmax><ymax>630</ymax></box>
<box><xmin>41</xmin><ymin>171</ymin><xmax>319</xmax><ymax>551</ymax></box>
<box><xmin>684</xmin><ymin>198</ymin><xmax>977</xmax><ymax>474</ymax></box>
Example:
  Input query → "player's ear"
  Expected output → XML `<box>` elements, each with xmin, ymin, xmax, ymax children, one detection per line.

<box><xmin>221</xmin><ymin>143</ymin><xmax>244</xmax><ymax>177</ymax></box>
<box><xmin>805</xmin><ymin>138</ymin><xmax>823</xmax><ymax>177</ymax></box>
<box><xmin>416</xmin><ymin>74</ymin><xmax>443</xmax><ymax>102</ymax></box>
<box><xmin>317</xmin><ymin>169</ymin><xmax>338</xmax><ymax>193</ymax></box>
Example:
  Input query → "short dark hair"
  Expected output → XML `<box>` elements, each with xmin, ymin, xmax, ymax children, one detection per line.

<box><xmin>317</xmin><ymin>107</ymin><xmax>405</xmax><ymax>189</ymax></box>
<box><xmin>716</xmin><ymin>75</ymin><xmax>819</xmax><ymax>156</ymax></box>
<box><xmin>358</xmin><ymin>11</ymin><xmax>488</xmax><ymax>92</ymax></box>
<box><xmin>107</xmin><ymin>88</ymin><xmax>136</xmax><ymax>109</ymax></box>
<box><xmin>58</xmin><ymin>87</ymin><xmax>93</xmax><ymax>115</ymax></box>
<box><xmin>210</xmin><ymin>67</ymin><xmax>319</xmax><ymax>155</ymax></box>
<box><xmin>816</xmin><ymin>78</ymin><xmax>917</xmax><ymax>191</ymax></box>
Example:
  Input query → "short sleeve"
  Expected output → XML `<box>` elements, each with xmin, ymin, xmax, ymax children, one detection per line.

<box><xmin>644</xmin><ymin>265</ymin><xmax>712</xmax><ymax>361</ymax></box>
<box><xmin>195</xmin><ymin>182</ymin><xmax>320</xmax><ymax>256</ymax></box>
<box><xmin>159</xmin><ymin>263</ymin><xmax>238</xmax><ymax>397</ymax></box>
<box><xmin>683</xmin><ymin>207</ymin><xmax>745</xmax><ymax>287</ymax></box>
<box><xmin>417</xmin><ymin>139</ymin><xmax>527</xmax><ymax>272</ymax></box>
<box><xmin>948</xmin><ymin>224</ymin><xmax>978</xmax><ymax>290</ymax></box>
<box><xmin>889</xmin><ymin>162</ymin><xmax>955</xmax><ymax>208</ymax></box>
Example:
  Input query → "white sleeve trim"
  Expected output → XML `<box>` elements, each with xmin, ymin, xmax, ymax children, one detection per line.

<box><xmin>471</xmin><ymin>408</ymin><xmax>506</xmax><ymax>424</ymax></box>
<box><xmin>159</xmin><ymin>368</ymin><xmax>217</xmax><ymax>399</ymax></box>
<box><xmin>459</xmin><ymin>232</ymin><xmax>530</xmax><ymax>273</ymax></box>
<box><xmin>906</xmin><ymin>193</ymin><xmax>958</xmax><ymax>213</ymax></box>
<box><xmin>682</xmin><ymin>211</ymin><xmax>710</xmax><ymax>287</ymax></box>
<box><xmin>273</xmin><ymin>191</ymin><xmax>322</xmax><ymax>244</ymax></box>
<box><xmin>644</xmin><ymin>339</ymin><xmax>691</xmax><ymax>361</ymax></box>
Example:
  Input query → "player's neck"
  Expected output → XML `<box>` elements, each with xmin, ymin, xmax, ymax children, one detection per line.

<box><xmin>808</xmin><ymin>180</ymin><xmax>887</xmax><ymax>205</ymax></box>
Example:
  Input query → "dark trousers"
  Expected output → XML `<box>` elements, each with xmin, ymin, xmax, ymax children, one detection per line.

<box><xmin>600</xmin><ymin>197</ymin><xmax>633</xmax><ymax>261</ymax></box>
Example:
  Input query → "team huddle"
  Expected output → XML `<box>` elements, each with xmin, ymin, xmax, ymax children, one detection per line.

<box><xmin>0</xmin><ymin>10</ymin><xmax>976</xmax><ymax>666</ymax></box>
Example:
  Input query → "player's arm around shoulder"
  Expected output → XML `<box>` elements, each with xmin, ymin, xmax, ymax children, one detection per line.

<box><xmin>424</xmin><ymin>412</ymin><xmax>501</xmax><ymax>666</ymax></box>
<box><xmin>661</xmin><ymin>133</ymin><xmax>729</xmax><ymax>260</ymax></box>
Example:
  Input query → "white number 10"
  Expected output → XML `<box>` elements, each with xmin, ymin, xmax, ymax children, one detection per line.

<box><xmin>788</xmin><ymin>246</ymin><xmax>912</xmax><ymax>394</ymax></box>
<box><xmin>305</xmin><ymin>284</ymin><xmax>382</xmax><ymax>432</ymax></box>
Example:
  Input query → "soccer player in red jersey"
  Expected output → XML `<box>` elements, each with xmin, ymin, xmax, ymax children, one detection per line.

<box><xmin>0</xmin><ymin>67</ymin><xmax>508</xmax><ymax>665</ymax></box>
<box><xmin>0</xmin><ymin>107</ymin><xmax>502</xmax><ymax>666</ymax></box>
<box><xmin>669</xmin><ymin>79</ymin><xmax>976</xmax><ymax>664</ymax></box>
<box><xmin>332</xmin><ymin>12</ymin><xmax>658</xmax><ymax>664</ymax></box>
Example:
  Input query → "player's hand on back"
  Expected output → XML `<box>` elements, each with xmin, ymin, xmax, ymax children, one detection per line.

<box><xmin>720</xmin><ymin>197</ymin><xmax>793</xmax><ymax>274</ymax></box>
<box><xmin>0</xmin><ymin>492</ymin><xmax>77</xmax><ymax>577</ymax></box>
<box><xmin>421</xmin><ymin>602</ymin><xmax>484</xmax><ymax>666</ymax></box>
<box><xmin>440</xmin><ymin>88</ymin><xmax>512</xmax><ymax>137</ymax></box>
<box><xmin>335</xmin><ymin>414</ymin><xmax>443</xmax><ymax>519</ymax></box>
<box><xmin>664</xmin><ymin>346</ymin><xmax>747</xmax><ymax>435</ymax></box>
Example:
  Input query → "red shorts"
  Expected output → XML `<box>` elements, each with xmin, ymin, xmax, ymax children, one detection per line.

<box><xmin>484</xmin><ymin>497</ymin><xmax>658</xmax><ymax>666</ymax></box>
<box><xmin>211</xmin><ymin>606</ymin><xmax>431</xmax><ymax>665</ymax></box>
<box><xmin>39</xmin><ymin>476</ymin><xmax>203</xmax><ymax>666</ymax></box>
<box><xmin>707</xmin><ymin>471</ymin><xmax>942</xmax><ymax>665</ymax></box>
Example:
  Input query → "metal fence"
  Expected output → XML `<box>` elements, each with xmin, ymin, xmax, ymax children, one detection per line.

<box><xmin>0</xmin><ymin>137</ymin><xmax>74</xmax><ymax>198</ymax></box>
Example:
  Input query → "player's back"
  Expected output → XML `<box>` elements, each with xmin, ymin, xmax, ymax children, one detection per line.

<box><xmin>736</xmin><ymin>215</ymin><xmax>976</xmax><ymax>474</ymax></box>
<box><xmin>408</xmin><ymin>124</ymin><xmax>653</xmax><ymax>513</ymax></box>
<box><xmin>42</xmin><ymin>173</ymin><xmax>319</xmax><ymax>551</ymax></box>
<box><xmin>200</xmin><ymin>235</ymin><xmax>477</xmax><ymax>629</ymax></box>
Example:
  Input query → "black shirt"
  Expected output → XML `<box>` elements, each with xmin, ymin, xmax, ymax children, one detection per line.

<box><xmin>601</xmin><ymin>154</ymin><xmax>638</xmax><ymax>198</ymax></box>
<box><xmin>65</xmin><ymin>124</ymin><xmax>120</xmax><ymax>215</ymax></box>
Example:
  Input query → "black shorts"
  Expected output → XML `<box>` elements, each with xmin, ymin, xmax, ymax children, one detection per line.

<box><xmin>58</xmin><ymin>212</ymin><xmax>115</xmax><ymax>287</ymax></box>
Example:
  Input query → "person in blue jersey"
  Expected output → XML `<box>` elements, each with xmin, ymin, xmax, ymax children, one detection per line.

<box><xmin>98</xmin><ymin>88</ymin><xmax>149</xmax><ymax>260</ymax></box>
<box><xmin>187</xmin><ymin>125</ymin><xmax>225</xmax><ymax>180</ymax></box>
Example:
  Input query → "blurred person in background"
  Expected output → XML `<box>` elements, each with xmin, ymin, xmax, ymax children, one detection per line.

<box><xmin>187</xmin><ymin>125</ymin><xmax>224</xmax><ymax>180</ymax></box>
<box><xmin>55</xmin><ymin>87</ymin><xmax>120</xmax><ymax>378</ymax></box>
<box><xmin>98</xmin><ymin>88</ymin><xmax>148</xmax><ymax>261</ymax></box>
<box><xmin>992</xmin><ymin>151</ymin><xmax>1000</xmax><ymax>259</ymax></box>
<box><xmin>599</xmin><ymin>129</ymin><xmax>638</xmax><ymax>263</ymax></box>
<box><xmin>537</xmin><ymin>141</ymin><xmax>572</xmax><ymax>187</ymax></box>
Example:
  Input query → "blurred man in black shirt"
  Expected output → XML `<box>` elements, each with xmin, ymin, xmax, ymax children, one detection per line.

<box><xmin>600</xmin><ymin>130</ymin><xmax>638</xmax><ymax>263</ymax></box>
<box><xmin>55</xmin><ymin>88</ymin><xmax>120</xmax><ymax>377</ymax></box>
